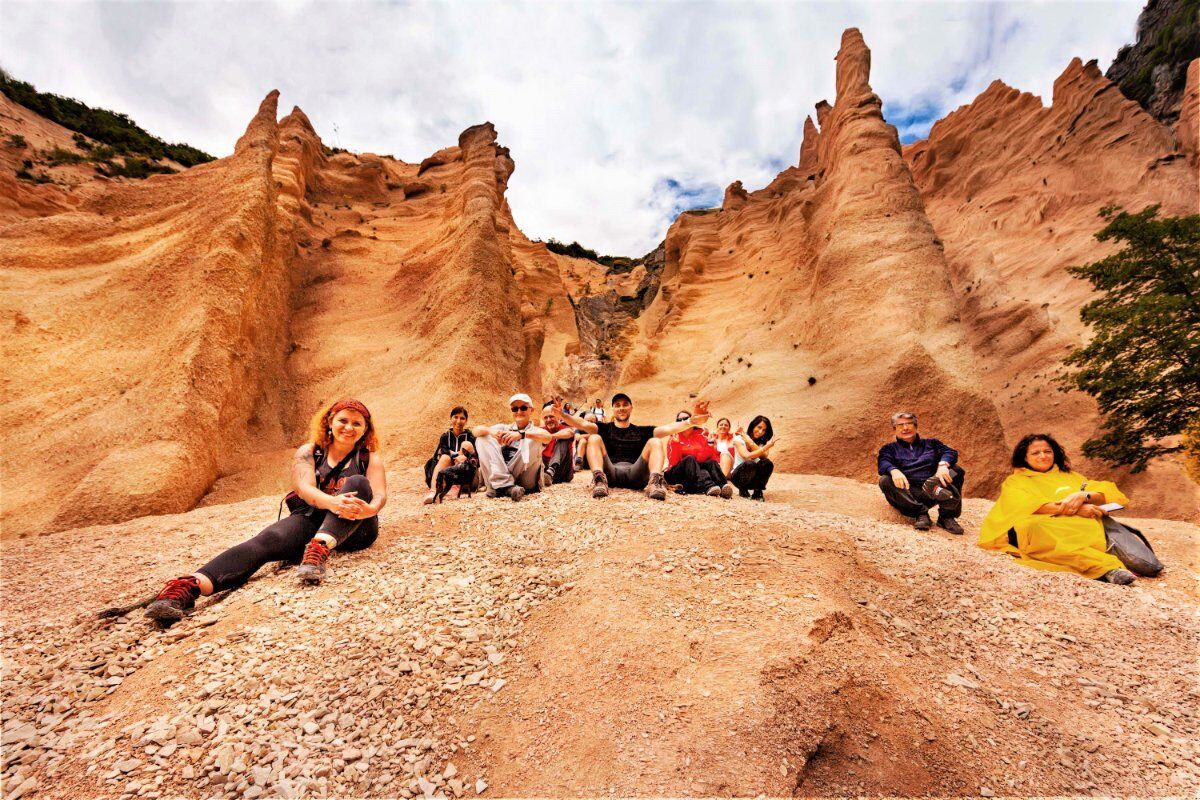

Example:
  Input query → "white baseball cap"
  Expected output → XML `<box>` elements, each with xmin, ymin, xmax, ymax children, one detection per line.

<box><xmin>508</xmin><ymin>393</ymin><xmax>534</xmax><ymax>407</ymax></box>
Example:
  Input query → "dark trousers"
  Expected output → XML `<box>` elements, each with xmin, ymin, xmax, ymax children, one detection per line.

<box><xmin>664</xmin><ymin>456</ymin><xmax>727</xmax><ymax>494</ymax></box>
<box><xmin>730</xmin><ymin>458</ymin><xmax>774</xmax><ymax>493</ymax></box>
<box><xmin>198</xmin><ymin>475</ymin><xmax>378</xmax><ymax>592</ymax></box>
<box><xmin>878</xmin><ymin>467</ymin><xmax>964</xmax><ymax>520</ymax></box>
<box><xmin>543</xmin><ymin>438</ymin><xmax>575</xmax><ymax>484</ymax></box>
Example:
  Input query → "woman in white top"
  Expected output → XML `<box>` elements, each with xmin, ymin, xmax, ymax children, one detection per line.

<box><xmin>714</xmin><ymin>417</ymin><xmax>736</xmax><ymax>476</ymax></box>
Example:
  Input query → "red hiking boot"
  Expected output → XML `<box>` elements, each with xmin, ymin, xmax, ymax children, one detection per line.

<box><xmin>297</xmin><ymin>540</ymin><xmax>331</xmax><ymax>584</ymax></box>
<box><xmin>145</xmin><ymin>575</ymin><xmax>201</xmax><ymax>623</ymax></box>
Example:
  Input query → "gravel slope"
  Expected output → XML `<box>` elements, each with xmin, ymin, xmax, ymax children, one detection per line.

<box><xmin>2</xmin><ymin>472</ymin><xmax>1197</xmax><ymax>798</ymax></box>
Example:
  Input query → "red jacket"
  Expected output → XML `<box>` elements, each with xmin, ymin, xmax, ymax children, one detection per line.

<box><xmin>667</xmin><ymin>428</ymin><xmax>719</xmax><ymax>467</ymax></box>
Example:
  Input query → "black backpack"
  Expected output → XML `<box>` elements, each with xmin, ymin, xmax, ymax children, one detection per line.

<box><xmin>278</xmin><ymin>444</ymin><xmax>370</xmax><ymax>520</ymax></box>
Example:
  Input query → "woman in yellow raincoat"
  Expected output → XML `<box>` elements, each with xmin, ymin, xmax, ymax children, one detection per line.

<box><xmin>979</xmin><ymin>433</ymin><xmax>1136</xmax><ymax>584</ymax></box>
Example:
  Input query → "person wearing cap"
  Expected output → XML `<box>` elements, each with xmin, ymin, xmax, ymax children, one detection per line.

<box><xmin>471</xmin><ymin>393</ymin><xmax>555</xmax><ymax>501</ymax></box>
<box><xmin>540</xmin><ymin>401</ymin><xmax>577</xmax><ymax>485</ymax></box>
<box><xmin>877</xmin><ymin>411</ymin><xmax>965</xmax><ymax>534</ymax></box>
<box><xmin>145</xmin><ymin>397</ymin><xmax>388</xmax><ymax>624</ymax></box>
<box><xmin>550</xmin><ymin>394</ymin><xmax>710</xmax><ymax>500</ymax></box>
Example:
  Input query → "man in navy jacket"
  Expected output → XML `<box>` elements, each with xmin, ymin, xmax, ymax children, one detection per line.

<box><xmin>877</xmin><ymin>411</ymin><xmax>965</xmax><ymax>534</ymax></box>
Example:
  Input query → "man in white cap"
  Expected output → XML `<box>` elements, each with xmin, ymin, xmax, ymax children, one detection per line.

<box><xmin>471</xmin><ymin>393</ymin><xmax>555</xmax><ymax>501</ymax></box>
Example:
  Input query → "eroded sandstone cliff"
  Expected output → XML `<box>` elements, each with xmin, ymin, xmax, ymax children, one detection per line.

<box><xmin>611</xmin><ymin>29</ymin><xmax>1013</xmax><ymax>494</ymax></box>
<box><xmin>904</xmin><ymin>57</ymin><xmax>1199</xmax><ymax>517</ymax></box>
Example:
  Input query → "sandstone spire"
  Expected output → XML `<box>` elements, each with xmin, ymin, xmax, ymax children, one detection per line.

<box><xmin>234</xmin><ymin>89</ymin><xmax>280</xmax><ymax>155</ymax></box>
<box><xmin>798</xmin><ymin>115</ymin><xmax>820</xmax><ymax>174</ymax></box>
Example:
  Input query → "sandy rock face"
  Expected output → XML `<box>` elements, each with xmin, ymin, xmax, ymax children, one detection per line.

<box><xmin>1</xmin><ymin>26</ymin><xmax>1196</xmax><ymax>531</ymax></box>
<box><xmin>0</xmin><ymin>91</ymin><xmax>295</xmax><ymax>537</ymax></box>
<box><xmin>614</xmin><ymin>28</ymin><xmax>1010</xmax><ymax>494</ymax></box>
<box><xmin>0</xmin><ymin>96</ymin><xmax>573</xmax><ymax>534</ymax></box>
<box><xmin>1178</xmin><ymin>59</ymin><xmax>1199</xmax><ymax>160</ymax></box>
<box><xmin>904</xmin><ymin>57</ymin><xmax>1200</xmax><ymax>518</ymax></box>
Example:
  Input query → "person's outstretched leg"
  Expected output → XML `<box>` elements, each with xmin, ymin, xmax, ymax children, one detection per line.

<box><xmin>587</xmin><ymin>434</ymin><xmax>611</xmax><ymax>498</ymax></box>
<box><xmin>148</xmin><ymin>512</ymin><xmax>318</xmax><ymax>623</ymax></box>
<box><xmin>664</xmin><ymin>456</ymin><xmax>709</xmax><ymax>494</ymax></box>
<box><xmin>925</xmin><ymin>467</ymin><xmax>965</xmax><ymax>534</ymax></box>
<box><xmin>546</xmin><ymin>438</ymin><xmax>574</xmax><ymax>484</ymax></box>
<box><xmin>878</xmin><ymin>472</ymin><xmax>932</xmax><ymax>528</ymax></box>
<box><xmin>643</xmin><ymin>438</ymin><xmax>668</xmax><ymax>500</ymax></box>
<box><xmin>475</xmin><ymin>436</ymin><xmax>516</xmax><ymax>494</ymax></box>
<box><xmin>700</xmin><ymin>460</ymin><xmax>732</xmax><ymax>498</ymax></box>
<box><xmin>751</xmin><ymin>457</ymin><xmax>775</xmax><ymax>500</ymax></box>
<box><xmin>511</xmin><ymin>440</ymin><xmax>542</xmax><ymax>498</ymax></box>
<box><xmin>424</xmin><ymin>454</ymin><xmax>452</xmax><ymax>504</ymax></box>
<box><xmin>298</xmin><ymin>474</ymin><xmax>375</xmax><ymax>583</ymax></box>
<box><xmin>730</xmin><ymin>461</ymin><xmax>757</xmax><ymax>497</ymax></box>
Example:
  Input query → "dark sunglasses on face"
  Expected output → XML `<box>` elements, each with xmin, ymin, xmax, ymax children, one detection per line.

<box><xmin>511</xmin><ymin>405</ymin><xmax>531</xmax><ymax>412</ymax></box>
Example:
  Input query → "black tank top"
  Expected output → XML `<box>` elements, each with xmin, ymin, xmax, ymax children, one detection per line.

<box><xmin>315</xmin><ymin>446</ymin><xmax>369</xmax><ymax>494</ymax></box>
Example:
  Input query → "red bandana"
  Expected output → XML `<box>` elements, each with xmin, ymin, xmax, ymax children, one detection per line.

<box><xmin>330</xmin><ymin>398</ymin><xmax>371</xmax><ymax>420</ymax></box>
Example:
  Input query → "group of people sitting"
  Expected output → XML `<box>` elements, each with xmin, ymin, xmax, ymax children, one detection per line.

<box><xmin>143</xmin><ymin>395</ymin><xmax>1162</xmax><ymax>625</ymax></box>
<box><xmin>420</xmin><ymin>393</ymin><xmax>777</xmax><ymax>504</ymax></box>
<box><xmin>873</xmin><ymin>411</ymin><xmax>1160</xmax><ymax>587</ymax></box>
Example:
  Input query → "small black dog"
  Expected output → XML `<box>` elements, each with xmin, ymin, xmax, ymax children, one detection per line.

<box><xmin>434</xmin><ymin>458</ymin><xmax>479</xmax><ymax>502</ymax></box>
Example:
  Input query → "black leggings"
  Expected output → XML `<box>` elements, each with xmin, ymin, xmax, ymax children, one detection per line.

<box><xmin>197</xmin><ymin>475</ymin><xmax>378</xmax><ymax>592</ymax></box>
<box><xmin>730</xmin><ymin>457</ymin><xmax>774</xmax><ymax>492</ymax></box>
<box><xmin>664</xmin><ymin>456</ymin><xmax>727</xmax><ymax>494</ymax></box>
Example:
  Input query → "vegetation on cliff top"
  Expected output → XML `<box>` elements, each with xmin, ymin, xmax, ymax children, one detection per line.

<box><xmin>1109</xmin><ymin>0</ymin><xmax>1200</xmax><ymax>109</ymax></box>
<box><xmin>539</xmin><ymin>238</ymin><xmax>643</xmax><ymax>273</ymax></box>
<box><xmin>1</xmin><ymin>68</ymin><xmax>214</xmax><ymax>176</ymax></box>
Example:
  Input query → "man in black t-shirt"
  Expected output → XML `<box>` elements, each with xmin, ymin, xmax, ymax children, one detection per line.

<box><xmin>552</xmin><ymin>394</ymin><xmax>709</xmax><ymax>500</ymax></box>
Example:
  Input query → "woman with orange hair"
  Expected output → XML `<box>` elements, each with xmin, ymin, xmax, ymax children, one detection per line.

<box><xmin>146</xmin><ymin>398</ymin><xmax>388</xmax><ymax>624</ymax></box>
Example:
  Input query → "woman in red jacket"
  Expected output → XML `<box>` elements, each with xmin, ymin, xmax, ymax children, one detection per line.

<box><xmin>664</xmin><ymin>410</ymin><xmax>734</xmax><ymax>498</ymax></box>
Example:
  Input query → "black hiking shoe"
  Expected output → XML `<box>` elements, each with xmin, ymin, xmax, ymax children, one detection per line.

<box><xmin>592</xmin><ymin>470</ymin><xmax>609</xmax><ymax>499</ymax></box>
<box><xmin>1100</xmin><ymin>568</ymin><xmax>1136</xmax><ymax>585</ymax></box>
<box><xmin>297</xmin><ymin>540</ymin><xmax>331</xmax><ymax>584</ymax></box>
<box><xmin>914</xmin><ymin>513</ymin><xmax>933</xmax><ymax>531</ymax></box>
<box><xmin>738</xmin><ymin>488</ymin><xmax>750</xmax><ymax>498</ymax></box>
<box><xmin>751</xmin><ymin>490</ymin><xmax>765</xmax><ymax>502</ymax></box>
<box><xmin>938</xmin><ymin>517</ymin><xmax>965</xmax><ymax>535</ymax></box>
<box><xmin>146</xmin><ymin>575</ymin><xmax>201</xmax><ymax>623</ymax></box>
<box><xmin>922</xmin><ymin>476</ymin><xmax>954</xmax><ymax>503</ymax></box>
<box><xmin>646</xmin><ymin>472</ymin><xmax>667</xmax><ymax>501</ymax></box>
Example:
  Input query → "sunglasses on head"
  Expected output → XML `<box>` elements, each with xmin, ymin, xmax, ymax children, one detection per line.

<box><xmin>511</xmin><ymin>405</ymin><xmax>531</xmax><ymax>412</ymax></box>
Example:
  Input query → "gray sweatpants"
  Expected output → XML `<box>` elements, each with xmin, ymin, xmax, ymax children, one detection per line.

<box><xmin>475</xmin><ymin>436</ymin><xmax>543</xmax><ymax>493</ymax></box>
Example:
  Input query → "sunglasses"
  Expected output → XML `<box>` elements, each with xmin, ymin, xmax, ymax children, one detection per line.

<box><xmin>511</xmin><ymin>405</ymin><xmax>531</xmax><ymax>412</ymax></box>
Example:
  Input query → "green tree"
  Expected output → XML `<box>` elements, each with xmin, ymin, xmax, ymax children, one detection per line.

<box><xmin>1060</xmin><ymin>205</ymin><xmax>1200</xmax><ymax>471</ymax></box>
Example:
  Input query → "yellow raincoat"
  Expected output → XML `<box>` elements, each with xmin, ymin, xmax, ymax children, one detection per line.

<box><xmin>979</xmin><ymin>467</ymin><xmax>1128</xmax><ymax>579</ymax></box>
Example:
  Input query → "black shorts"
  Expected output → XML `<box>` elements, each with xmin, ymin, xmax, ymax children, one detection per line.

<box><xmin>602</xmin><ymin>455</ymin><xmax>650</xmax><ymax>489</ymax></box>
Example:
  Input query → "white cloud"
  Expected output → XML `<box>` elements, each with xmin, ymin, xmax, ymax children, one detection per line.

<box><xmin>1</xmin><ymin>0</ymin><xmax>1144</xmax><ymax>254</ymax></box>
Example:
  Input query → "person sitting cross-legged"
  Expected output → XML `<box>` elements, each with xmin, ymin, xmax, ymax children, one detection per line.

<box><xmin>472</xmin><ymin>393</ymin><xmax>555</xmax><ymax>502</ymax></box>
<box><xmin>730</xmin><ymin>415</ymin><xmax>777</xmax><ymax>501</ymax></box>
<box><xmin>876</xmin><ymin>411</ymin><xmax>965</xmax><ymax>534</ymax></box>
<box><xmin>540</xmin><ymin>401</ymin><xmax>577</xmax><ymax>485</ymax></box>
<box><xmin>552</xmin><ymin>394</ymin><xmax>710</xmax><ymax>501</ymax></box>
<box><xmin>665</xmin><ymin>410</ymin><xmax>733</xmax><ymax>498</ymax></box>
<box><xmin>422</xmin><ymin>405</ymin><xmax>476</xmax><ymax>504</ymax></box>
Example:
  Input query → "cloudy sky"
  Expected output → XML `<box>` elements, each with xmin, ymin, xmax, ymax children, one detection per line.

<box><xmin>2</xmin><ymin>0</ymin><xmax>1144</xmax><ymax>254</ymax></box>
